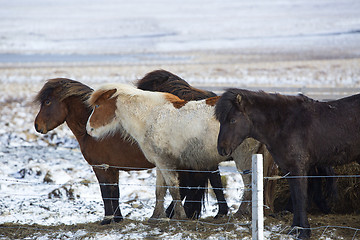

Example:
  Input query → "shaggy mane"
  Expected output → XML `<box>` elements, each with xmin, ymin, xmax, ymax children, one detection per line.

<box><xmin>136</xmin><ymin>69</ymin><xmax>217</xmax><ymax>100</ymax></box>
<box><xmin>34</xmin><ymin>78</ymin><xmax>93</xmax><ymax>105</ymax></box>
<box><xmin>215</xmin><ymin>88</ymin><xmax>314</xmax><ymax>123</ymax></box>
<box><xmin>89</xmin><ymin>83</ymin><xmax>182</xmax><ymax>108</ymax></box>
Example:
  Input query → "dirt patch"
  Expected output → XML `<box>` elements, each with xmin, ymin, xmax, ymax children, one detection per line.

<box><xmin>266</xmin><ymin>212</ymin><xmax>360</xmax><ymax>240</ymax></box>
<box><xmin>1</xmin><ymin>214</ymin><xmax>359</xmax><ymax>239</ymax></box>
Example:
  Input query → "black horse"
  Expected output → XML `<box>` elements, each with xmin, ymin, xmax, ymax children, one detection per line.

<box><xmin>215</xmin><ymin>88</ymin><xmax>360</xmax><ymax>239</ymax></box>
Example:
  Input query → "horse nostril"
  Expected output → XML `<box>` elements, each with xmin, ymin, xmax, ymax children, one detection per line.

<box><xmin>34</xmin><ymin>123</ymin><xmax>42</xmax><ymax>133</ymax></box>
<box><xmin>35</xmin><ymin>123</ymin><xmax>46</xmax><ymax>134</ymax></box>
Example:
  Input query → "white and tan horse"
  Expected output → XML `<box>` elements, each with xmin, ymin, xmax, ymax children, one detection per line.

<box><xmin>86</xmin><ymin>83</ymin><xmax>275</xmax><ymax>220</ymax></box>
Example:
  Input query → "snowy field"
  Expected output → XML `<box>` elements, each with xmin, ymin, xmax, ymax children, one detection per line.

<box><xmin>1</xmin><ymin>0</ymin><xmax>360</xmax><ymax>239</ymax></box>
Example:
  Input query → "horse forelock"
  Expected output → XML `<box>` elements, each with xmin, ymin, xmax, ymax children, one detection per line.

<box><xmin>34</xmin><ymin>78</ymin><xmax>93</xmax><ymax>105</ymax></box>
<box><xmin>215</xmin><ymin>89</ymin><xmax>241</xmax><ymax>122</ymax></box>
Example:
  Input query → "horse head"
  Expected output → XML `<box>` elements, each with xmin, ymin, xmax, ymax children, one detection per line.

<box><xmin>86</xmin><ymin>88</ymin><xmax>119</xmax><ymax>139</ymax></box>
<box><xmin>215</xmin><ymin>89</ymin><xmax>252</xmax><ymax>156</ymax></box>
<box><xmin>34</xmin><ymin>79</ymin><xmax>69</xmax><ymax>134</ymax></box>
<box><xmin>34</xmin><ymin>78</ymin><xmax>93</xmax><ymax>134</ymax></box>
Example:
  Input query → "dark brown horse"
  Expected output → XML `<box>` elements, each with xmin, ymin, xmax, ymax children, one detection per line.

<box><xmin>136</xmin><ymin>69</ymin><xmax>228</xmax><ymax>218</ymax></box>
<box><xmin>215</xmin><ymin>88</ymin><xmax>360</xmax><ymax>239</ymax></box>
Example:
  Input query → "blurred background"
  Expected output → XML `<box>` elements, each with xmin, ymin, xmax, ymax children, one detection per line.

<box><xmin>1</xmin><ymin>0</ymin><xmax>360</xmax><ymax>89</ymax></box>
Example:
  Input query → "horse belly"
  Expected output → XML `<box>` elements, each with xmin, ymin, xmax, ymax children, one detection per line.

<box><xmin>144</xmin><ymin>107</ymin><xmax>222</xmax><ymax>169</ymax></box>
<box><xmin>177</xmin><ymin>137</ymin><xmax>222</xmax><ymax>170</ymax></box>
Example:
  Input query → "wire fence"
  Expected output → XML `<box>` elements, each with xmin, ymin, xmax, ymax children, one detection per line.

<box><xmin>1</xmin><ymin>161</ymin><xmax>360</xmax><ymax>239</ymax></box>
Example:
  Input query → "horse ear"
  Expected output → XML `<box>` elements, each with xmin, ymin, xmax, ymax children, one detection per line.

<box><xmin>236</xmin><ymin>93</ymin><xmax>253</xmax><ymax>108</ymax></box>
<box><xmin>236</xmin><ymin>94</ymin><xmax>242</xmax><ymax>104</ymax></box>
<box><xmin>103</xmin><ymin>89</ymin><xmax>117</xmax><ymax>99</ymax></box>
<box><xmin>236</xmin><ymin>94</ymin><xmax>246</xmax><ymax>109</ymax></box>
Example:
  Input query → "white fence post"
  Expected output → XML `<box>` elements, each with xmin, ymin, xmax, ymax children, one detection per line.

<box><xmin>252</xmin><ymin>154</ymin><xmax>264</xmax><ymax>240</ymax></box>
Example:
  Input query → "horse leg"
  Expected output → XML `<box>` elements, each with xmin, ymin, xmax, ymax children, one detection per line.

<box><xmin>209</xmin><ymin>169</ymin><xmax>229</xmax><ymax>218</ymax></box>
<box><xmin>261</xmin><ymin>146</ymin><xmax>277</xmax><ymax>214</ymax></box>
<box><xmin>314</xmin><ymin>166</ymin><xmax>337</xmax><ymax>213</ymax></box>
<box><xmin>166</xmin><ymin>172</ymin><xmax>189</xmax><ymax>219</ymax></box>
<box><xmin>232</xmin><ymin>138</ymin><xmax>262</xmax><ymax>218</ymax></box>
<box><xmin>93</xmin><ymin>167</ymin><xmax>122</xmax><ymax>225</ymax></box>
<box><xmin>234</xmin><ymin>172</ymin><xmax>251</xmax><ymax>218</ymax></box>
<box><xmin>149</xmin><ymin>168</ymin><xmax>167</xmax><ymax>221</ymax></box>
<box><xmin>288</xmin><ymin>175</ymin><xmax>311</xmax><ymax>239</ymax></box>
<box><xmin>157</xmin><ymin>163</ymin><xmax>187</xmax><ymax>220</ymax></box>
<box><xmin>307</xmin><ymin>166</ymin><xmax>331</xmax><ymax>214</ymax></box>
<box><xmin>182</xmin><ymin>172</ymin><xmax>204</xmax><ymax>219</ymax></box>
<box><xmin>323</xmin><ymin>166</ymin><xmax>338</xmax><ymax>205</ymax></box>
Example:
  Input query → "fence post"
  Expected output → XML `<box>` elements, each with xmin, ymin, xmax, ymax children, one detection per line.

<box><xmin>252</xmin><ymin>154</ymin><xmax>264</xmax><ymax>240</ymax></box>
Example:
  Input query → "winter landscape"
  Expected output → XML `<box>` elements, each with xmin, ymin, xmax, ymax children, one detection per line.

<box><xmin>1</xmin><ymin>0</ymin><xmax>360</xmax><ymax>239</ymax></box>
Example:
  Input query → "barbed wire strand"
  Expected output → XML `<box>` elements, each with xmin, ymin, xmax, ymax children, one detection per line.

<box><xmin>1</xmin><ymin>166</ymin><xmax>360</xmax><ymax>238</ymax></box>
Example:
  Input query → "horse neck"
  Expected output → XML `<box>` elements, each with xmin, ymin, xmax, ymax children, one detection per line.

<box><xmin>63</xmin><ymin>96</ymin><xmax>92</xmax><ymax>142</ymax></box>
<box><xmin>248</xmin><ymin>99</ymin><xmax>292</xmax><ymax>147</ymax></box>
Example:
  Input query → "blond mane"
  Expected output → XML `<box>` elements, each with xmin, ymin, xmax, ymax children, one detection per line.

<box><xmin>89</xmin><ymin>83</ymin><xmax>189</xmax><ymax>109</ymax></box>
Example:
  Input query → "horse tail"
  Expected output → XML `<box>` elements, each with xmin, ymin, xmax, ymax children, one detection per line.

<box><xmin>166</xmin><ymin>171</ymin><xmax>208</xmax><ymax>219</ymax></box>
<box><xmin>136</xmin><ymin>69</ymin><xmax>217</xmax><ymax>100</ymax></box>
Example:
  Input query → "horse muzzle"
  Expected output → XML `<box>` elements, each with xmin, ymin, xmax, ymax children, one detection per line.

<box><xmin>34</xmin><ymin>123</ymin><xmax>48</xmax><ymax>134</ymax></box>
<box><xmin>86</xmin><ymin>124</ymin><xmax>96</xmax><ymax>137</ymax></box>
<box><xmin>217</xmin><ymin>146</ymin><xmax>232</xmax><ymax>157</ymax></box>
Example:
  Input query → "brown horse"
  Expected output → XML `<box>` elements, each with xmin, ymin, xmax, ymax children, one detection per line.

<box><xmin>34</xmin><ymin>78</ymin><xmax>152</xmax><ymax>224</ymax></box>
<box><xmin>215</xmin><ymin>88</ymin><xmax>360</xmax><ymax>239</ymax></box>
<box><xmin>34</xmin><ymin>72</ymin><xmax>228</xmax><ymax>224</ymax></box>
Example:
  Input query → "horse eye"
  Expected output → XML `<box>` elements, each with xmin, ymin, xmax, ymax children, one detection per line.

<box><xmin>95</xmin><ymin>104</ymin><xmax>99</xmax><ymax>108</ymax></box>
<box><xmin>230</xmin><ymin>118</ymin><xmax>237</xmax><ymax>124</ymax></box>
<box><xmin>44</xmin><ymin>100</ymin><xmax>51</xmax><ymax>105</ymax></box>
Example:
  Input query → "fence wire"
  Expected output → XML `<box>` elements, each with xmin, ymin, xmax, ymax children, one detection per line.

<box><xmin>1</xmin><ymin>164</ymin><xmax>360</xmax><ymax>239</ymax></box>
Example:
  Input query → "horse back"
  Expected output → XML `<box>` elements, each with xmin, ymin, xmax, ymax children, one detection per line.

<box><xmin>292</xmin><ymin>95</ymin><xmax>360</xmax><ymax>165</ymax></box>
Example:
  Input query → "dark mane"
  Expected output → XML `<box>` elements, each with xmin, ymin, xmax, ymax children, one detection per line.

<box><xmin>136</xmin><ymin>69</ymin><xmax>217</xmax><ymax>100</ymax></box>
<box><xmin>215</xmin><ymin>88</ymin><xmax>315</xmax><ymax>123</ymax></box>
<box><xmin>34</xmin><ymin>78</ymin><xmax>93</xmax><ymax>104</ymax></box>
<box><xmin>215</xmin><ymin>88</ymin><xmax>239</xmax><ymax>123</ymax></box>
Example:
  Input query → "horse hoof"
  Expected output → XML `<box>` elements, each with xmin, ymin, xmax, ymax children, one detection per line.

<box><xmin>100</xmin><ymin>215</ymin><xmax>123</xmax><ymax>225</ymax></box>
<box><xmin>215</xmin><ymin>207</ymin><xmax>229</xmax><ymax>219</ymax></box>
<box><xmin>214</xmin><ymin>213</ymin><xmax>227</xmax><ymax>219</ymax></box>
<box><xmin>113</xmin><ymin>215</ymin><xmax>124</xmax><ymax>223</ymax></box>
<box><xmin>289</xmin><ymin>227</ymin><xmax>311</xmax><ymax>239</ymax></box>
<box><xmin>100</xmin><ymin>218</ymin><xmax>112</xmax><ymax>225</ymax></box>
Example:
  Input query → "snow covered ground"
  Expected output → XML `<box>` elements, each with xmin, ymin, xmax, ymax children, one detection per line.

<box><xmin>1</xmin><ymin>0</ymin><xmax>360</xmax><ymax>239</ymax></box>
